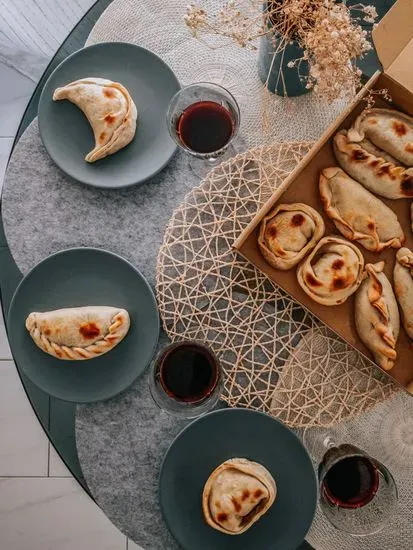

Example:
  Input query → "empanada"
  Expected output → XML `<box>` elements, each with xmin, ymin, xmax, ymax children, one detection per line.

<box><xmin>355</xmin><ymin>262</ymin><xmax>400</xmax><ymax>370</ymax></box>
<box><xmin>319</xmin><ymin>167</ymin><xmax>405</xmax><ymax>252</ymax></box>
<box><xmin>26</xmin><ymin>306</ymin><xmax>130</xmax><ymax>360</ymax></box>
<box><xmin>53</xmin><ymin>78</ymin><xmax>137</xmax><ymax>162</ymax></box>
<box><xmin>394</xmin><ymin>247</ymin><xmax>413</xmax><ymax>339</ymax></box>
<box><xmin>349</xmin><ymin>108</ymin><xmax>413</xmax><ymax>167</ymax></box>
<box><xmin>258</xmin><ymin>203</ymin><xmax>325</xmax><ymax>270</ymax></box>
<box><xmin>333</xmin><ymin>130</ymin><xmax>413</xmax><ymax>199</ymax></box>
<box><xmin>202</xmin><ymin>458</ymin><xmax>276</xmax><ymax>535</ymax></box>
<box><xmin>296</xmin><ymin>236</ymin><xmax>364</xmax><ymax>306</ymax></box>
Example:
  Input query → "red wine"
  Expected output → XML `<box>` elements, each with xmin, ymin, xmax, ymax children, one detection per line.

<box><xmin>159</xmin><ymin>343</ymin><xmax>219</xmax><ymax>403</ymax></box>
<box><xmin>322</xmin><ymin>456</ymin><xmax>379</xmax><ymax>509</ymax></box>
<box><xmin>176</xmin><ymin>101</ymin><xmax>234</xmax><ymax>154</ymax></box>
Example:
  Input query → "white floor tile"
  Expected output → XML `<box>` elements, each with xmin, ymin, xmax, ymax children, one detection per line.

<box><xmin>0</xmin><ymin>320</ymin><xmax>12</xmax><ymax>360</ymax></box>
<box><xmin>0</xmin><ymin>477</ymin><xmax>127</xmax><ymax>550</ymax></box>
<box><xmin>127</xmin><ymin>539</ymin><xmax>144</xmax><ymax>550</ymax></box>
<box><xmin>49</xmin><ymin>444</ymin><xmax>72</xmax><ymax>477</ymax></box>
<box><xmin>0</xmin><ymin>137</ymin><xmax>13</xmax><ymax>191</ymax></box>
<box><xmin>0</xmin><ymin>360</ymin><xmax>48</xmax><ymax>476</ymax></box>
<box><xmin>0</xmin><ymin>62</ymin><xmax>35</xmax><ymax>138</ymax></box>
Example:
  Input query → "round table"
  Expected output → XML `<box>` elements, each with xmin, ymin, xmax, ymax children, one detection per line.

<box><xmin>0</xmin><ymin>1</ymin><xmax>404</xmax><ymax>549</ymax></box>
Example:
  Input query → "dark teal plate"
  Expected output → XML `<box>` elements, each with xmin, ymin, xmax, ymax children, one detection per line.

<box><xmin>7</xmin><ymin>247</ymin><xmax>159</xmax><ymax>402</ymax></box>
<box><xmin>160</xmin><ymin>408</ymin><xmax>317</xmax><ymax>550</ymax></box>
<box><xmin>38</xmin><ymin>42</ymin><xmax>180</xmax><ymax>188</ymax></box>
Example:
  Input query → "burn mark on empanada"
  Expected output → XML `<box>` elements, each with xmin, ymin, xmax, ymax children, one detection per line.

<box><xmin>332</xmin><ymin>259</ymin><xmax>344</xmax><ymax>270</ymax></box>
<box><xmin>393</xmin><ymin>121</ymin><xmax>408</xmax><ymax>136</ymax></box>
<box><xmin>254</xmin><ymin>489</ymin><xmax>263</xmax><ymax>498</ymax></box>
<box><xmin>377</xmin><ymin>164</ymin><xmax>391</xmax><ymax>176</ymax></box>
<box><xmin>79</xmin><ymin>322</ymin><xmax>100</xmax><ymax>339</ymax></box>
<box><xmin>368</xmin><ymin>118</ymin><xmax>377</xmax><ymax>125</ymax></box>
<box><xmin>306</xmin><ymin>273</ymin><xmax>321</xmax><ymax>287</ymax></box>
<box><xmin>331</xmin><ymin>276</ymin><xmax>347</xmax><ymax>290</ymax></box>
<box><xmin>352</xmin><ymin>150</ymin><xmax>368</xmax><ymax>161</ymax></box>
<box><xmin>405</xmin><ymin>143</ymin><xmax>413</xmax><ymax>153</ymax></box>
<box><xmin>217</xmin><ymin>513</ymin><xmax>228</xmax><ymax>523</ymax></box>
<box><xmin>368</xmin><ymin>221</ymin><xmax>375</xmax><ymax>230</ymax></box>
<box><xmin>99</xmin><ymin>132</ymin><xmax>106</xmax><ymax>143</ymax></box>
<box><xmin>266</xmin><ymin>226</ymin><xmax>277</xmax><ymax>238</ymax></box>
<box><xmin>241</xmin><ymin>490</ymin><xmax>250</xmax><ymax>501</ymax></box>
<box><xmin>104</xmin><ymin>114</ymin><xmax>116</xmax><ymax>125</ymax></box>
<box><xmin>401</xmin><ymin>175</ymin><xmax>413</xmax><ymax>196</ymax></box>
<box><xmin>369</xmin><ymin>159</ymin><xmax>380</xmax><ymax>168</ymax></box>
<box><xmin>44</xmin><ymin>328</ymin><xmax>51</xmax><ymax>336</ymax></box>
<box><xmin>231</xmin><ymin>497</ymin><xmax>241</xmax><ymax>512</ymax></box>
<box><xmin>291</xmin><ymin>213</ymin><xmax>305</xmax><ymax>226</ymax></box>
<box><xmin>103</xmin><ymin>88</ymin><xmax>116</xmax><ymax>98</ymax></box>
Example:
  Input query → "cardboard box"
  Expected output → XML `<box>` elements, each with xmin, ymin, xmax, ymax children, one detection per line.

<box><xmin>234</xmin><ymin>0</ymin><xmax>413</xmax><ymax>392</ymax></box>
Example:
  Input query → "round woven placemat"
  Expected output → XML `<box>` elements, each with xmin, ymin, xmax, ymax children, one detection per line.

<box><xmin>156</xmin><ymin>144</ymin><xmax>397</xmax><ymax>428</ymax></box>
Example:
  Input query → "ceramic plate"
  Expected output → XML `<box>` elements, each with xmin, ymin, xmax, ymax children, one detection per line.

<box><xmin>38</xmin><ymin>42</ymin><xmax>180</xmax><ymax>188</ymax></box>
<box><xmin>159</xmin><ymin>408</ymin><xmax>317</xmax><ymax>550</ymax></box>
<box><xmin>8</xmin><ymin>247</ymin><xmax>159</xmax><ymax>402</ymax></box>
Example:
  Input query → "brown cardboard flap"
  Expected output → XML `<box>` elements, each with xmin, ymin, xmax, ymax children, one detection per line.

<box><xmin>373</xmin><ymin>0</ymin><xmax>413</xmax><ymax>86</ymax></box>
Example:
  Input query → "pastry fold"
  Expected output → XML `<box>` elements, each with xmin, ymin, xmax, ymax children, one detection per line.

<box><xmin>297</xmin><ymin>236</ymin><xmax>364</xmax><ymax>306</ymax></box>
<box><xmin>258</xmin><ymin>203</ymin><xmax>325</xmax><ymax>270</ymax></box>
<box><xmin>319</xmin><ymin>167</ymin><xmax>404</xmax><ymax>252</ymax></box>
<box><xmin>355</xmin><ymin>262</ymin><xmax>400</xmax><ymax>370</ymax></box>
<box><xmin>202</xmin><ymin>458</ymin><xmax>276</xmax><ymax>535</ymax></box>
<box><xmin>348</xmin><ymin>108</ymin><xmax>413</xmax><ymax>167</ymax></box>
<box><xmin>394</xmin><ymin>247</ymin><xmax>413</xmax><ymax>340</ymax></box>
<box><xmin>53</xmin><ymin>77</ymin><xmax>137</xmax><ymax>162</ymax></box>
<box><xmin>26</xmin><ymin>306</ymin><xmax>130</xmax><ymax>360</ymax></box>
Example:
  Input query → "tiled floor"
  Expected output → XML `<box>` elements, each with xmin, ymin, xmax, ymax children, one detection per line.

<box><xmin>0</xmin><ymin>1</ymin><xmax>141</xmax><ymax>548</ymax></box>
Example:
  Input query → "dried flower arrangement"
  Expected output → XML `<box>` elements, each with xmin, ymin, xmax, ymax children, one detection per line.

<box><xmin>185</xmin><ymin>0</ymin><xmax>378</xmax><ymax>102</ymax></box>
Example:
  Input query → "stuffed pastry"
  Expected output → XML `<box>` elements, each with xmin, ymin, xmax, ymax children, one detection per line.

<box><xmin>333</xmin><ymin>130</ymin><xmax>413</xmax><ymax>199</ymax></box>
<box><xmin>319</xmin><ymin>167</ymin><xmax>405</xmax><ymax>252</ymax></box>
<box><xmin>26</xmin><ymin>306</ymin><xmax>130</xmax><ymax>360</ymax></box>
<box><xmin>296</xmin><ymin>236</ymin><xmax>364</xmax><ymax>306</ymax></box>
<box><xmin>202</xmin><ymin>458</ymin><xmax>276</xmax><ymax>535</ymax></box>
<box><xmin>355</xmin><ymin>262</ymin><xmax>400</xmax><ymax>370</ymax></box>
<box><xmin>394</xmin><ymin>247</ymin><xmax>413</xmax><ymax>339</ymax></box>
<box><xmin>348</xmin><ymin>108</ymin><xmax>413</xmax><ymax>167</ymax></box>
<box><xmin>258</xmin><ymin>203</ymin><xmax>325</xmax><ymax>270</ymax></box>
<box><xmin>53</xmin><ymin>77</ymin><xmax>137</xmax><ymax>162</ymax></box>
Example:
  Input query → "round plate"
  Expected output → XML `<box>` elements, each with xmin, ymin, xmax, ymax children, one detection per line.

<box><xmin>38</xmin><ymin>42</ymin><xmax>180</xmax><ymax>188</ymax></box>
<box><xmin>160</xmin><ymin>408</ymin><xmax>317</xmax><ymax>550</ymax></box>
<box><xmin>7</xmin><ymin>248</ymin><xmax>159</xmax><ymax>402</ymax></box>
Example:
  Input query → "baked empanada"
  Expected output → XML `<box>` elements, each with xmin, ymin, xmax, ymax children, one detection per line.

<box><xmin>333</xmin><ymin>130</ymin><xmax>413</xmax><ymax>199</ymax></box>
<box><xmin>26</xmin><ymin>306</ymin><xmax>130</xmax><ymax>360</ymax></box>
<box><xmin>394</xmin><ymin>247</ymin><xmax>413</xmax><ymax>339</ymax></box>
<box><xmin>202</xmin><ymin>458</ymin><xmax>276</xmax><ymax>535</ymax></box>
<box><xmin>319</xmin><ymin>167</ymin><xmax>405</xmax><ymax>252</ymax></box>
<box><xmin>258</xmin><ymin>203</ymin><xmax>325</xmax><ymax>270</ymax></box>
<box><xmin>349</xmin><ymin>108</ymin><xmax>413</xmax><ymax>167</ymax></box>
<box><xmin>355</xmin><ymin>262</ymin><xmax>400</xmax><ymax>370</ymax></box>
<box><xmin>53</xmin><ymin>77</ymin><xmax>137</xmax><ymax>162</ymax></box>
<box><xmin>296</xmin><ymin>236</ymin><xmax>364</xmax><ymax>306</ymax></box>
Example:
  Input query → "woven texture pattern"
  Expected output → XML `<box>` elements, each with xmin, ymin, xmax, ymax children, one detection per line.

<box><xmin>156</xmin><ymin>145</ymin><xmax>396</xmax><ymax>428</ymax></box>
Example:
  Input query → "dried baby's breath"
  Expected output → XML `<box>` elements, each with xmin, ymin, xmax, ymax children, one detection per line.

<box><xmin>184</xmin><ymin>0</ymin><xmax>377</xmax><ymax>102</ymax></box>
<box><xmin>363</xmin><ymin>88</ymin><xmax>392</xmax><ymax>110</ymax></box>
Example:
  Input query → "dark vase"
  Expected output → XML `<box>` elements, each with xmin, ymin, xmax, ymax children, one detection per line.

<box><xmin>258</xmin><ymin>29</ymin><xmax>311</xmax><ymax>97</ymax></box>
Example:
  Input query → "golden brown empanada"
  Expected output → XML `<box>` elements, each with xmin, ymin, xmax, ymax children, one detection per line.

<box><xmin>53</xmin><ymin>77</ymin><xmax>137</xmax><ymax>162</ymax></box>
<box><xmin>319</xmin><ymin>167</ymin><xmax>405</xmax><ymax>252</ymax></box>
<box><xmin>349</xmin><ymin>108</ymin><xmax>413</xmax><ymax>167</ymax></box>
<box><xmin>26</xmin><ymin>306</ymin><xmax>130</xmax><ymax>360</ymax></box>
<box><xmin>296</xmin><ymin>236</ymin><xmax>364</xmax><ymax>306</ymax></box>
<box><xmin>355</xmin><ymin>262</ymin><xmax>400</xmax><ymax>370</ymax></box>
<box><xmin>202</xmin><ymin>458</ymin><xmax>276</xmax><ymax>535</ymax></box>
<box><xmin>394</xmin><ymin>247</ymin><xmax>413</xmax><ymax>339</ymax></box>
<box><xmin>333</xmin><ymin>130</ymin><xmax>413</xmax><ymax>199</ymax></box>
<box><xmin>258</xmin><ymin>203</ymin><xmax>325</xmax><ymax>270</ymax></box>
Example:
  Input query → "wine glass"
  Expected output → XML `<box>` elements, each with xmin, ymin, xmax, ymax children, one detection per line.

<box><xmin>149</xmin><ymin>341</ymin><xmax>224</xmax><ymax>418</ymax></box>
<box><xmin>304</xmin><ymin>430</ymin><xmax>398</xmax><ymax>536</ymax></box>
<box><xmin>166</xmin><ymin>82</ymin><xmax>240</xmax><ymax>163</ymax></box>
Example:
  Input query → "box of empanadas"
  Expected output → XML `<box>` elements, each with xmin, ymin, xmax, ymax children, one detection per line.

<box><xmin>234</xmin><ymin>0</ymin><xmax>413</xmax><ymax>392</ymax></box>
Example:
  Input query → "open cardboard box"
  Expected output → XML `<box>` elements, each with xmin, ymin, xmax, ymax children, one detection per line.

<box><xmin>234</xmin><ymin>0</ymin><xmax>413</xmax><ymax>392</ymax></box>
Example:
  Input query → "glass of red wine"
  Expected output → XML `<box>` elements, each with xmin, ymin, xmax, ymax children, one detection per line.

<box><xmin>149</xmin><ymin>341</ymin><xmax>223</xmax><ymax>418</ymax></box>
<box><xmin>166</xmin><ymin>82</ymin><xmax>240</xmax><ymax>162</ymax></box>
<box><xmin>305</xmin><ymin>432</ymin><xmax>398</xmax><ymax>536</ymax></box>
